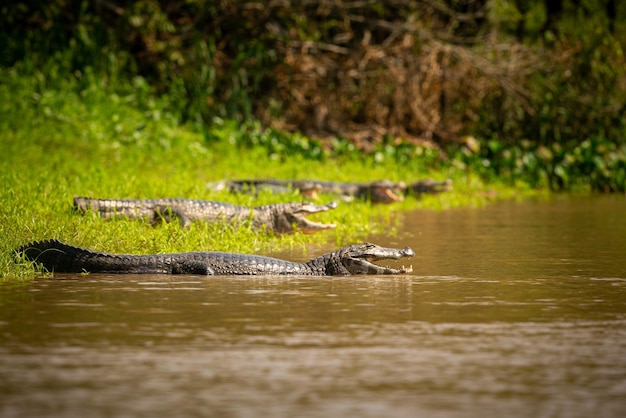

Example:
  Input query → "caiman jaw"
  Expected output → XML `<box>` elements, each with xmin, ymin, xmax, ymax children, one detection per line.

<box><xmin>372</xmin><ymin>187</ymin><xmax>404</xmax><ymax>203</ymax></box>
<box><xmin>290</xmin><ymin>202</ymin><xmax>338</xmax><ymax>234</ymax></box>
<box><xmin>294</xmin><ymin>182</ymin><xmax>323</xmax><ymax>201</ymax></box>
<box><xmin>369</xmin><ymin>181</ymin><xmax>406</xmax><ymax>203</ymax></box>
<box><xmin>342</xmin><ymin>243</ymin><xmax>415</xmax><ymax>275</ymax></box>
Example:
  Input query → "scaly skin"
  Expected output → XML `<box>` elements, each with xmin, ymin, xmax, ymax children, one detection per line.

<box><xmin>208</xmin><ymin>179</ymin><xmax>407</xmax><ymax>203</ymax></box>
<box><xmin>17</xmin><ymin>240</ymin><xmax>415</xmax><ymax>276</ymax></box>
<box><xmin>73</xmin><ymin>197</ymin><xmax>337</xmax><ymax>234</ymax></box>
<box><xmin>405</xmin><ymin>179</ymin><xmax>453</xmax><ymax>196</ymax></box>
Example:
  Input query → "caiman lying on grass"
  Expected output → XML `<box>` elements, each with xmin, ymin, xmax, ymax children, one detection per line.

<box><xmin>17</xmin><ymin>240</ymin><xmax>415</xmax><ymax>276</ymax></box>
<box><xmin>208</xmin><ymin>179</ymin><xmax>408</xmax><ymax>203</ymax></box>
<box><xmin>405</xmin><ymin>179</ymin><xmax>453</xmax><ymax>196</ymax></box>
<box><xmin>73</xmin><ymin>197</ymin><xmax>337</xmax><ymax>234</ymax></box>
<box><xmin>208</xmin><ymin>178</ymin><xmax>453</xmax><ymax>203</ymax></box>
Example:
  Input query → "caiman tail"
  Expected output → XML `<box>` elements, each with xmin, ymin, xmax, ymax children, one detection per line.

<box><xmin>15</xmin><ymin>240</ymin><xmax>203</xmax><ymax>274</ymax></box>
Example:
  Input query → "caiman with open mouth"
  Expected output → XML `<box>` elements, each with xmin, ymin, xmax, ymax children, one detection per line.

<box><xmin>17</xmin><ymin>240</ymin><xmax>415</xmax><ymax>276</ymax></box>
<box><xmin>73</xmin><ymin>197</ymin><xmax>337</xmax><ymax>234</ymax></box>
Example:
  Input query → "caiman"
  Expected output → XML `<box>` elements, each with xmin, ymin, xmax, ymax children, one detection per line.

<box><xmin>207</xmin><ymin>179</ymin><xmax>322</xmax><ymax>199</ymax></box>
<box><xmin>405</xmin><ymin>179</ymin><xmax>453</xmax><ymax>196</ymax></box>
<box><xmin>73</xmin><ymin>197</ymin><xmax>337</xmax><ymax>234</ymax></box>
<box><xmin>208</xmin><ymin>179</ymin><xmax>406</xmax><ymax>203</ymax></box>
<box><xmin>17</xmin><ymin>240</ymin><xmax>415</xmax><ymax>276</ymax></box>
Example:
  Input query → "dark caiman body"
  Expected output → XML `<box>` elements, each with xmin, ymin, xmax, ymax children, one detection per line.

<box><xmin>17</xmin><ymin>240</ymin><xmax>414</xmax><ymax>276</ymax></box>
<box><xmin>405</xmin><ymin>179</ymin><xmax>453</xmax><ymax>196</ymax></box>
<box><xmin>74</xmin><ymin>197</ymin><xmax>337</xmax><ymax>234</ymax></box>
<box><xmin>208</xmin><ymin>179</ymin><xmax>407</xmax><ymax>203</ymax></box>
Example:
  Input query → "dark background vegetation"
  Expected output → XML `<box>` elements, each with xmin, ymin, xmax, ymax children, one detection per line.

<box><xmin>2</xmin><ymin>0</ymin><xmax>625</xmax><ymax>191</ymax></box>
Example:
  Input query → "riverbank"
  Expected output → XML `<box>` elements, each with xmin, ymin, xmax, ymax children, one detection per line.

<box><xmin>0</xmin><ymin>71</ymin><xmax>537</xmax><ymax>280</ymax></box>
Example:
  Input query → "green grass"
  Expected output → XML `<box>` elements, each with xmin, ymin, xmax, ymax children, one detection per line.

<box><xmin>0</xmin><ymin>68</ymin><xmax>536</xmax><ymax>280</ymax></box>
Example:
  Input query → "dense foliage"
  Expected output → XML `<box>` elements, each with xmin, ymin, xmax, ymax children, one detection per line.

<box><xmin>1</xmin><ymin>0</ymin><xmax>625</xmax><ymax>191</ymax></box>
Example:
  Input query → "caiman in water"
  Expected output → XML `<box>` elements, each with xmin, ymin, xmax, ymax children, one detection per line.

<box><xmin>17</xmin><ymin>240</ymin><xmax>415</xmax><ymax>276</ymax></box>
<box><xmin>73</xmin><ymin>197</ymin><xmax>337</xmax><ymax>234</ymax></box>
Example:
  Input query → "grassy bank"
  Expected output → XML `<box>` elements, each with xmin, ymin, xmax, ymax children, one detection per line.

<box><xmin>0</xmin><ymin>68</ymin><xmax>533</xmax><ymax>280</ymax></box>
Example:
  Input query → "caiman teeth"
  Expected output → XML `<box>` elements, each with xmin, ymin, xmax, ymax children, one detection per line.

<box><xmin>296</xmin><ymin>201</ymin><xmax>338</xmax><ymax>214</ymax></box>
<box><xmin>399</xmin><ymin>265</ymin><xmax>413</xmax><ymax>273</ymax></box>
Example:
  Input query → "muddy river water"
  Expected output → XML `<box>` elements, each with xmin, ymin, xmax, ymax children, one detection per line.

<box><xmin>1</xmin><ymin>195</ymin><xmax>625</xmax><ymax>417</ymax></box>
